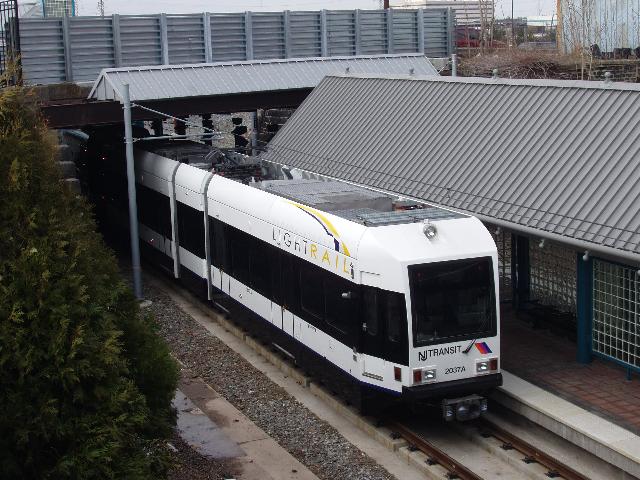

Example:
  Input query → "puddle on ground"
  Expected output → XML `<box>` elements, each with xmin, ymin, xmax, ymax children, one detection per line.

<box><xmin>173</xmin><ymin>390</ymin><xmax>245</xmax><ymax>459</ymax></box>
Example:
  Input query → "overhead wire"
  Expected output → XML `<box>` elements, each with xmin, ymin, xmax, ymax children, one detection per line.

<box><xmin>131</xmin><ymin>103</ymin><xmax>226</xmax><ymax>137</ymax></box>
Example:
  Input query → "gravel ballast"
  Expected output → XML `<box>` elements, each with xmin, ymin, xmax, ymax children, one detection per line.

<box><xmin>144</xmin><ymin>280</ymin><xmax>396</xmax><ymax>480</ymax></box>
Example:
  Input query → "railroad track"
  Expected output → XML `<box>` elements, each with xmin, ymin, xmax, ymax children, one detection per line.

<box><xmin>388</xmin><ymin>420</ymin><xmax>482</xmax><ymax>480</ymax></box>
<box><xmin>388</xmin><ymin>418</ymin><xmax>590</xmax><ymax>480</ymax></box>
<box><xmin>477</xmin><ymin>418</ymin><xmax>588</xmax><ymax>480</ymax></box>
<box><xmin>147</xmin><ymin>268</ymin><xmax>593</xmax><ymax>480</ymax></box>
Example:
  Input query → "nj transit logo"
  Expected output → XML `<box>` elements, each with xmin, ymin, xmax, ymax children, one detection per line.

<box><xmin>475</xmin><ymin>342</ymin><xmax>492</xmax><ymax>354</ymax></box>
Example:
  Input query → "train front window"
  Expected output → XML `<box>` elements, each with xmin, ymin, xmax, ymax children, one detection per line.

<box><xmin>409</xmin><ymin>257</ymin><xmax>496</xmax><ymax>347</ymax></box>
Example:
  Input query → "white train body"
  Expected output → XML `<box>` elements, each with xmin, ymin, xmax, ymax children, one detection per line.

<box><xmin>103</xmin><ymin>140</ymin><xmax>501</xmax><ymax>418</ymax></box>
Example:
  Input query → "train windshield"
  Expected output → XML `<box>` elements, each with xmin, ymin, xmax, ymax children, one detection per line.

<box><xmin>409</xmin><ymin>257</ymin><xmax>496</xmax><ymax>347</ymax></box>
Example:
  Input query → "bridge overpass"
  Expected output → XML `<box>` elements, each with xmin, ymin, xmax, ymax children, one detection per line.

<box><xmin>42</xmin><ymin>54</ymin><xmax>439</xmax><ymax>128</ymax></box>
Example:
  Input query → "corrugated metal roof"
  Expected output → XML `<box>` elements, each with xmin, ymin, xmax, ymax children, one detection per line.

<box><xmin>87</xmin><ymin>55</ymin><xmax>438</xmax><ymax>102</ymax></box>
<box><xmin>261</xmin><ymin>74</ymin><xmax>640</xmax><ymax>262</ymax></box>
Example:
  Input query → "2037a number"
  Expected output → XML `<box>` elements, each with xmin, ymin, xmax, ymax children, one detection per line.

<box><xmin>444</xmin><ymin>366</ymin><xmax>466</xmax><ymax>374</ymax></box>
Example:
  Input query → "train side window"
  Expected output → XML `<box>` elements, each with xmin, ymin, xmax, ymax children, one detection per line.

<box><xmin>299</xmin><ymin>264</ymin><xmax>324</xmax><ymax>322</ymax></box>
<box><xmin>157</xmin><ymin>190</ymin><xmax>172</xmax><ymax>238</ymax></box>
<box><xmin>150</xmin><ymin>187</ymin><xmax>172</xmax><ymax>238</ymax></box>
<box><xmin>177</xmin><ymin>202</ymin><xmax>205</xmax><ymax>258</ymax></box>
<box><xmin>250</xmin><ymin>242</ymin><xmax>271</xmax><ymax>298</ymax></box>
<box><xmin>384</xmin><ymin>291</ymin><xmax>406</xmax><ymax>343</ymax></box>
<box><xmin>281</xmin><ymin>253</ymin><xmax>299</xmax><ymax>315</ymax></box>
<box><xmin>229</xmin><ymin>227</ymin><xmax>251</xmax><ymax>286</ymax></box>
<box><xmin>136</xmin><ymin>184</ymin><xmax>149</xmax><ymax>224</ymax></box>
<box><xmin>209</xmin><ymin>218</ymin><xmax>229</xmax><ymax>271</ymax></box>
<box><xmin>362</xmin><ymin>287</ymin><xmax>379</xmax><ymax>336</ymax></box>
<box><xmin>137</xmin><ymin>185</ymin><xmax>153</xmax><ymax>233</ymax></box>
<box><xmin>324</xmin><ymin>277</ymin><xmax>354</xmax><ymax>336</ymax></box>
<box><xmin>381</xmin><ymin>289</ymin><xmax>409</xmax><ymax>365</ymax></box>
<box><xmin>270</xmin><ymin>249</ymin><xmax>282</xmax><ymax>305</ymax></box>
<box><xmin>137</xmin><ymin>185</ymin><xmax>171</xmax><ymax>238</ymax></box>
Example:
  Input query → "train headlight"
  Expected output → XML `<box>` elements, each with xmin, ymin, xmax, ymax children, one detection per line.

<box><xmin>457</xmin><ymin>403</ymin><xmax>469</xmax><ymax>419</ymax></box>
<box><xmin>422</xmin><ymin>221</ymin><xmax>438</xmax><ymax>239</ymax></box>
<box><xmin>412</xmin><ymin>368</ymin><xmax>437</xmax><ymax>384</ymax></box>
<box><xmin>476</xmin><ymin>360</ymin><xmax>490</xmax><ymax>374</ymax></box>
<box><xmin>444</xmin><ymin>405</ymin><xmax>455</xmax><ymax>420</ymax></box>
<box><xmin>476</xmin><ymin>358</ymin><xmax>499</xmax><ymax>374</ymax></box>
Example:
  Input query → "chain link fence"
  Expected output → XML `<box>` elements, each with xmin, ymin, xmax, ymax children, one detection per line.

<box><xmin>487</xmin><ymin>224</ymin><xmax>513</xmax><ymax>302</ymax></box>
<box><xmin>593</xmin><ymin>259</ymin><xmax>640</xmax><ymax>369</ymax></box>
<box><xmin>0</xmin><ymin>0</ymin><xmax>19</xmax><ymax>86</ymax></box>
<box><xmin>529</xmin><ymin>240</ymin><xmax>577</xmax><ymax>314</ymax></box>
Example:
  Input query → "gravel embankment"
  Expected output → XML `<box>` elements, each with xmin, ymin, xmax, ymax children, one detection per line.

<box><xmin>145</xmin><ymin>280</ymin><xmax>395</xmax><ymax>480</ymax></box>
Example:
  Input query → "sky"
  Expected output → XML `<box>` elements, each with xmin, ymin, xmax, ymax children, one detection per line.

<box><xmin>72</xmin><ymin>0</ymin><xmax>556</xmax><ymax>19</ymax></box>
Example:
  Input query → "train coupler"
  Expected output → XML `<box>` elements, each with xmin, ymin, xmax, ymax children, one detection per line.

<box><xmin>442</xmin><ymin>394</ymin><xmax>488</xmax><ymax>421</ymax></box>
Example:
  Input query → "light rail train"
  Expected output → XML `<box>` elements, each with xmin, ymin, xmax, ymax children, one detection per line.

<box><xmin>87</xmin><ymin>133</ymin><xmax>502</xmax><ymax>420</ymax></box>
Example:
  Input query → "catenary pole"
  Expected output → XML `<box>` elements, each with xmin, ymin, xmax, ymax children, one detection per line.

<box><xmin>122</xmin><ymin>83</ymin><xmax>143</xmax><ymax>299</ymax></box>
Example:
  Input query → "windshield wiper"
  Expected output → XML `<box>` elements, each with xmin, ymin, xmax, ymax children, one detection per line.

<box><xmin>462</xmin><ymin>309</ymin><xmax>491</xmax><ymax>354</ymax></box>
<box><xmin>462</xmin><ymin>337</ymin><xmax>478</xmax><ymax>354</ymax></box>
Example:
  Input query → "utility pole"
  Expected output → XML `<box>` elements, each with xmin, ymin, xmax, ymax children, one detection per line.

<box><xmin>122</xmin><ymin>83</ymin><xmax>143</xmax><ymax>299</ymax></box>
<box><xmin>98</xmin><ymin>0</ymin><xmax>104</xmax><ymax>16</ymax></box>
<box><xmin>580</xmin><ymin>0</ymin><xmax>585</xmax><ymax>79</ymax></box>
<box><xmin>511</xmin><ymin>0</ymin><xmax>515</xmax><ymax>47</ymax></box>
<box><xmin>556</xmin><ymin>0</ymin><xmax>562</xmax><ymax>51</ymax></box>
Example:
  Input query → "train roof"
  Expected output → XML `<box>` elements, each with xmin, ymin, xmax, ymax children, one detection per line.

<box><xmin>256</xmin><ymin>178</ymin><xmax>466</xmax><ymax>227</ymax></box>
<box><xmin>135</xmin><ymin>140</ymin><xmax>468</xmax><ymax>228</ymax></box>
<box><xmin>138</xmin><ymin>140</ymin><xmax>214</xmax><ymax>168</ymax></box>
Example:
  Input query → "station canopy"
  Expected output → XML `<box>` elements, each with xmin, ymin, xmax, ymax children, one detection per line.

<box><xmin>261</xmin><ymin>74</ymin><xmax>640</xmax><ymax>263</ymax></box>
<box><xmin>88</xmin><ymin>54</ymin><xmax>438</xmax><ymax>102</ymax></box>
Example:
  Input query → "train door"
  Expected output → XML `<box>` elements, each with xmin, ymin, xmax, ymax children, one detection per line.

<box><xmin>210</xmin><ymin>217</ymin><xmax>229</xmax><ymax>294</ymax></box>
<box><xmin>227</xmin><ymin>229</ymin><xmax>254</xmax><ymax>311</ymax></box>
<box><xmin>359</xmin><ymin>286</ymin><xmax>386</xmax><ymax>381</ymax></box>
<box><xmin>245</xmin><ymin>243</ymin><xmax>272</xmax><ymax>323</ymax></box>
<box><xmin>269</xmin><ymin>250</ymin><xmax>284</xmax><ymax>329</ymax></box>
<box><xmin>280</xmin><ymin>254</ymin><xmax>296</xmax><ymax>337</ymax></box>
<box><xmin>219</xmin><ymin>270</ymin><xmax>231</xmax><ymax>295</ymax></box>
<box><xmin>282</xmin><ymin>310</ymin><xmax>294</xmax><ymax>338</ymax></box>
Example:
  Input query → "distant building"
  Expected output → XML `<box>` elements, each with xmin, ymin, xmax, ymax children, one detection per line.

<box><xmin>559</xmin><ymin>0</ymin><xmax>640</xmax><ymax>52</ymax></box>
<box><xmin>390</xmin><ymin>0</ymin><xmax>494</xmax><ymax>26</ymax></box>
<box><xmin>43</xmin><ymin>0</ymin><xmax>74</xmax><ymax>16</ymax></box>
<box><xmin>20</xmin><ymin>0</ymin><xmax>75</xmax><ymax>17</ymax></box>
<box><xmin>527</xmin><ymin>15</ymin><xmax>556</xmax><ymax>29</ymax></box>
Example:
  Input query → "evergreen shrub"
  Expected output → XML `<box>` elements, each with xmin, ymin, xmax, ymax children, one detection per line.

<box><xmin>0</xmin><ymin>86</ymin><xmax>178</xmax><ymax>479</ymax></box>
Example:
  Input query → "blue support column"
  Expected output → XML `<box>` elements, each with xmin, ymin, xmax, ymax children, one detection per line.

<box><xmin>513</xmin><ymin>235</ymin><xmax>530</xmax><ymax>309</ymax></box>
<box><xmin>576</xmin><ymin>253</ymin><xmax>593</xmax><ymax>364</ymax></box>
<box><xmin>511</xmin><ymin>233</ymin><xmax>518</xmax><ymax>305</ymax></box>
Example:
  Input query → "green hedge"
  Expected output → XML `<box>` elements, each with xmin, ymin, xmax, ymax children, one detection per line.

<box><xmin>0</xmin><ymin>87</ymin><xmax>178</xmax><ymax>479</ymax></box>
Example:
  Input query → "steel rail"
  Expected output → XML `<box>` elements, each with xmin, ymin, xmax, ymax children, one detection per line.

<box><xmin>387</xmin><ymin>421</ymin><xmax>483</xmax><ymax>480</ymax></box>
<box><xmin>478</xmin><ymin>418</ymin><xmax>589</xmax><ymax>480</ymax></box>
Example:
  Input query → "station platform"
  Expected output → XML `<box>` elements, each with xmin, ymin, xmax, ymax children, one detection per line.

<box><xmin>497</xmin><ymin>307</ymin><xmax>640</xmax><ymax>478</ymax></box>
<box><xmin>500</xmin><ymin>306</ymin><xmax>640</xmax><ymax>434</ymax></box>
